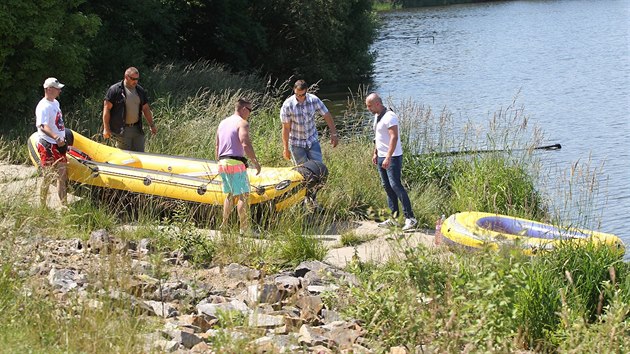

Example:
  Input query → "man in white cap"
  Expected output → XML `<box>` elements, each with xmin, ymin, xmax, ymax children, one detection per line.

<box><xmin>36</xmin><ymin>77</ymin><xmax>68</xmax><ymax>208</ymax></box>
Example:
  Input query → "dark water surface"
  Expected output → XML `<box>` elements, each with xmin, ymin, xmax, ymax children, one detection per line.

<box><xmin>324</xmin><ymin>0</ymin><xmax>629</xmax><ymax>252</ymax></box>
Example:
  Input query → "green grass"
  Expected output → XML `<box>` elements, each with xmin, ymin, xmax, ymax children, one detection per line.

<box><xmin>336</xmin><ymin>244</ymin><xmax>628</xmax><ymax>352</ymax></box>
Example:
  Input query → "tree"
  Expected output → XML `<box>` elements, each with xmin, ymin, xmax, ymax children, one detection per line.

<box><xmin>0</xmin><ymin>0</ymin><xmax>100</xmax><ymax>117</ymax></box>
<box><xmin>178</xmin><ymin>0</ymin><xmax>266</xmax><ymax>70</ymax></box>
<box><xmin>179</xmin><ymin>0</ymin><xmax>377</xmax><ymax>83</ymax></box>
<box><xmin>79</xmin><ymin>0</ymin><xmax>184</xmax><ymax>85</ymax></box>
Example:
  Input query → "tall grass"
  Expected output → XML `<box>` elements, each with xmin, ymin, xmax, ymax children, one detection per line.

<box><xmin>336</xmin><ymin>243</ymin><xmax>628</xmax><ymax>352</ymax></box>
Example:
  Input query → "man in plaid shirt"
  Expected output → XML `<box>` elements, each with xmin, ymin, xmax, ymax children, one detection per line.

<box><xmin>280</xmin><ymin>79</ymin><xmax>338</xmax><ymax>208</ymax></box>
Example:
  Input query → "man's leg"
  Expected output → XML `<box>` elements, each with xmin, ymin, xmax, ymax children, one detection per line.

<box><xmin>289</xmin><ymin>145</ymin><xmax>309</xmax><ymax>165</ymax></box>
<box><xmin>305</xmin><ymin>141</ymin><xmax>323</xmax><ymax>162</ymax></box>
<box><xmin>221</xmin><ymin>194</ymin><xmax>234</xmax><ymax>229</ymax></box>
<box><xmin>386</xmin><ymin>156</ymin><xmax>414</xmax><ymax>219</ymax></box>
<box><xmin>56</xmin><ymin>162</ymin><xmax>68</xmax><ymax>206</ymax></box>
<box><xmin>130</xmin><ymin>126</ymin><xmax>145</xmax><ymax>152</ymax></box>
<box><xmin>39</xmin><ymin>166</ymin><xmax>53</xmax><ymax>208</ymax></box>
<box><xmin>236</xmin><ymin>193</ymin><xmax>249</xmax><ymax>233</ymax></box>
<box><xmin>113</xmin><ymin>133</ymin><xmax>130</xmax><ymax>150</ymax></box>
<box><xmin>295</xmin><ymin>142</ymin><xmax>324</xmax><ymax>204</ymax></box>
<box><xmin>377</xmin><ymin>156</ymin><xmax>400</xmax><ymax>218</ymax></box>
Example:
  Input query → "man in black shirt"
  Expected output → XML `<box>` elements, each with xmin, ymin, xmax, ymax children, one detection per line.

<box><xmin>102</xmin><ymin>67</ymin><xmax>157</xmax><ymax>151</ymax></box>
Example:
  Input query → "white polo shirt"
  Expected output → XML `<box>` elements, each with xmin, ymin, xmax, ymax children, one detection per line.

<box><xmin>373</xmin><ymin>110</ymin><xmax>403</xmax><ymax>158</ymax></box>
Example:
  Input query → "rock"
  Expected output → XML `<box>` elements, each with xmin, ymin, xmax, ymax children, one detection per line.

<box><xmin>145</xmin><ymin>300</ymin><xmax>179</xmax><ymax>318</ymax></box>
<box><xmin>48</xmin><ymin>268</ymin><xmax>82</xmax><ymax>293</ymax></box>
<box><xmin>224</xmin><ymin>263</ymin><xmax>260</xmax><ymax>280</ymax></box>
<box><xmin>321</xmin><ymin>321</ymin><xmax>364</xmax><ymax>350</ymax></box>
<box><xmin>310</xmin><ymin>344</ymin><xmax>335</xmax><ymax>353</ymax></box>
<box><xmin>248</xmin><ymin>312</ymin><xmax>286</xmax><ymax>328</ymax></box>
<box><xmin>252</xmin><ymin>334</ymin><xmax>299</xmax><ymax>353</ymax></box>
<box><xmin>307</xmin><ymin>284</ymin><xmax>339</xmax><ymax>294</ymax></box>
<box><xmin>272</xmin><ymin>325</ymin><xmax>288</xmax><ymax>335</ymax></box>
<box><xmin>196</xmin><ymin>299</ymin><xmax>251</xmax><ymax>317</ymax></box>
<box><xmin>389</xmin><ymin>346</ymin><xmax>408</xmax><ymax>354</ymax></box>
<box><xmin>246</xmin><ymin>283</ymin><xmax>286</xmax><ymax>305</ymax></box>
<box><xmin>150</xmin><ymin>281</ymin><xmax>185</xmax><ymax>302</ymax></box>
<box><xmin>296</xmin><ymin>295</ymin><xmax>324</xmax><ymax>322</ymax></box>
<box><xmin>153</xmin><ymin>339</ymin><xmax>181</xmax><ymax>352</ymax></box>
<box><xmin>295</xmin><ymin>260</ymin><xmax>329</xmax><ymax>278</ymax></box>
<box><xmin>342</xmin><ymin>344</ymin><xmax>374</xmax><ymax>353</ymax></box>
<box><xmin>275</xmin><ymin>275</ymin><xmax>301</xmax><ymax>293</ymax></box>
<box><xmin>298</xmin><ymin>324</ymin><xmax>328</xmax><ymax>347</ymax></box>
<box><xmin>165</xmin><ymin>329</ymin><xmax>203</xmax><ymax>349</ymax></box>
<box><xmin>321</xmin><ymin>309</ymin><xmax>342</xmax><ymax>324</ymax></box>
<box><xmin>87</xmin><ymin>229</ymin><xmax>111</xmax><ymax>253</ymax></box>
<box><xmin>192</xmin><ymin>315</ymin><xmax>218</xmax><ymax>332</ymax></box>
<box><xmin>190</xmin><ymin>341</ymin><xmax>210</xmax><ymax>353</ymax></box>
<box><xmin>168</xmin><ymin>315</ymin><xmax>200</xmax><ymax>333</ymax></box>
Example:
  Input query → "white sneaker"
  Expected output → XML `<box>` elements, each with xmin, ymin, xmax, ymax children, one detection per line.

<box><xmin>378</xmin><ymin>218</ymin><xmax>398</xmax><ymax>228</ymax></box>
<box><xmin>402</xmin><ymin>218</ymin><xmax>418</xmax><ymax>232</ymax></box>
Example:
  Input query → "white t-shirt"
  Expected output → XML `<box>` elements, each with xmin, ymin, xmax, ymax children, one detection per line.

<box><xmin>373</xmin><ymin>110</ymin><xmax>403</xmax><ymax>157</ymax></box>
<box><xmin>36</xmin><ymin>98</ymin><xmax>65</xmax><ymax>144</ymax></box>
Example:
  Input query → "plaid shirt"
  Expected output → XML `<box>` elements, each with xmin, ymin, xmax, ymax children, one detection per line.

<box><xmin>280</xmin><ymin>93</ymin><xmax>329</xmax><ymax>148</ymax></box>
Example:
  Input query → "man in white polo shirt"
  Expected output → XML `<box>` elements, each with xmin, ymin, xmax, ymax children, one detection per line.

<box><xmin>366</xmin><ymin>92</ymin><xmax>417</xmax><ymax>231</ymax></box>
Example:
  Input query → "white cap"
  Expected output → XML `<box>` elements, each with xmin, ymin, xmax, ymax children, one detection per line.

<box><xmin>43</xmin><ymin>77</ymin><xmax>65</xmax><ymax>89</ymax></box>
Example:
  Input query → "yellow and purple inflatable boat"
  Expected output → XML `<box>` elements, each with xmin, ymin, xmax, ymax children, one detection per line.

<box><xmin>442</xmin><ymin>212</ymin><xmax>624</xmax><ymax>255</ymax></box>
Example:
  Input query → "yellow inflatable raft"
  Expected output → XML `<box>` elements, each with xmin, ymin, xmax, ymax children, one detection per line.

<box><xmin>442</xmin><ymin>212</ymin><xmax>625</xmax><ymax>255</ymax></box>
<box><xmin>27</xmin><ymin>130</ymin><xmax>327</xmax><ymax>212</ymax></box>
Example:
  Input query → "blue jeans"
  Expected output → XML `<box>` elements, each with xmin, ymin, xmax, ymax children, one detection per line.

<box><xmin>290</xmin><ymin>141</ymin><xmax>323</xmax><ymax>201</ymax></box>
<box><xmin>377</xmin><ymin>155</ymin><xmax>415</xmax><ymax>219</ymax></box>
<box><xmin>290</xmin><ymin>141</ymin><xmax>323</xmax><ymax>165</ymax></box>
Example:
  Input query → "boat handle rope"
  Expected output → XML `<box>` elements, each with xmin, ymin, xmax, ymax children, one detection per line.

<box><xmin>73</xmin><ymin>156</ymin><xmax>301</xmax><ymax>197</ymax></box>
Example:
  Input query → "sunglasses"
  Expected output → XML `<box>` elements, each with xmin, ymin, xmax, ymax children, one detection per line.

<box><xmin>295</xmin><ymin>93</ymin><xmax>306</xmax><ymax>98</ymax></box>
<box><xmin>244</xmin><ymin>106</ymin><xmax>252</xmax><ymax>113</ymax></box>
<box><xmin>127</xmin><ymin>76</ymin><xmax>139</xmax><ymax>81</ymax></box>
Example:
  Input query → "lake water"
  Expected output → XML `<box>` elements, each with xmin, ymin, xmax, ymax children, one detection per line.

<box><xmin>326</xmin><ymin>0</ymin><xmax>630</xmax><ymax>253</ymax></box>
